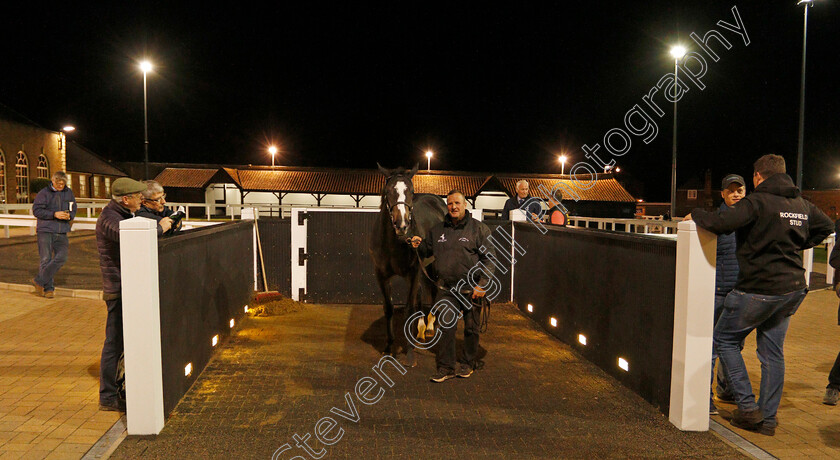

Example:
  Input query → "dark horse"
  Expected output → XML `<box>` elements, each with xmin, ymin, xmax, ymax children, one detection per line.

<box><xmin>369</xmin><ymin>164</ymin><xmax>446</xmax><ymax>366</ymax></box>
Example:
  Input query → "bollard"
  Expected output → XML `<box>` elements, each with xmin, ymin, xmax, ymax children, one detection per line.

<box><xmin>119</xmin><ymin>217</ymin><xmax>165</xmax><ymax>435</ymax></box>
<box><xmin>669</xmin><ymin>220</ymin><xmax>716</xmax><ymax>431</ymax></box>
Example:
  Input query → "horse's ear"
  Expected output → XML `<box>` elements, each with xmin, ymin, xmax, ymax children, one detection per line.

<box><xmin>377</xmin><ymin>163</ymin><xmax>390</xmax><ymax>176</ymax></box>
<box><xmin>408</xmin><ymin>163</ymin><xmax>419</xmax><ymax>178</ymax></box>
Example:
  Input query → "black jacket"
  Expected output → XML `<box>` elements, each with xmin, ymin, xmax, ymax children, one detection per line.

<box><xmin>135</xmin><ymin>205</ymin><xmax>175</xmax><ymax>236</ymax></box>
<box><xmin>714</xmin><ymin>202</ymin><xmax>739</xmax><ymax>294</ymax></box>
<box><xmin>502</xmin><ymin>196</ymin><xmax>542</xmax><ymax>220</ymax></box>
<box><xmin>692</xmin><ymin>173</ymin><xmax>833</xmax><ymax>295</ymax></box>
<box><xmin>96</xmin><ymin>200</ymin><xmax>134</xmax><ymax>297</ymax></box>
<box><xmin>417</xmin><ymin>212</ymin><xmax>496</xmax><ymax>289</ymax></box>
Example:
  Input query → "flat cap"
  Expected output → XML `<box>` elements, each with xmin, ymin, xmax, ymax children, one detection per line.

<box><xmin>112</xmin><ymin>177</ymin><xmax>147</xmax><ymax>196</ymax></box>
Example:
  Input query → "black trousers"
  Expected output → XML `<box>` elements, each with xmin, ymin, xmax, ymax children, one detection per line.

<box><xmin>99</xmin><ymin>298</ymin><xmax>124</xmax><ymax>403</ymax></box>
<box><xmin>829</xmin><ymin>350</ymin><xmax>840</xmax><ymax>390</ymax></box>
<box><xmin>435</xmin><ymin>295</ymin><xmax>480</xmax><ymax>373</ymax></box>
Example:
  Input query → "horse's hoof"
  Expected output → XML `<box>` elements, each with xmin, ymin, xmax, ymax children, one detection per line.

<box><xmin>401</xmin><ymin>351</ymin><xmax>418</xmax><ymax>368</ymax></box>
<box><xmin>417</xmin><ymin>319</ymin><xmax>426</xmax><ymax>340</ymax></box>
<box><xmin>427</xmin><ymin>314</ymin><xmax>436</xmax><ymax>333</ymax></box>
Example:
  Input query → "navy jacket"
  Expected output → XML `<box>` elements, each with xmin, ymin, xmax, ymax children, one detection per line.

<box><xmin>96</xmin><ymin>200</ymin><xmax>134</xmax><ymax>297</ymax></box>
<box><xmin>714</xmin><ymin>202</ymin><xmax>739</xmax><ymax>295</ymax></box>
<box><xmin>32</xmin><ymin>185</ymin><xmax>77</xmax><ymax>233</ymax></box>
<box><xmin>502</xmin><ymin>195</ymin><xmax>542</xmax><ymax>220</ymax></box>
<box><xmin>692</xmin><ymin>173</ymin><xmax>833</xmax><ymax>295</ymax></box>
<box><xmin>135</xmin><ymin>205</ymin><xmax>174</xmax><ymax>236</ymax></box>
<box><xmin>417</xmin><ymin>213</ymin><xmax>496</xmax><ymax>290</ymax></box>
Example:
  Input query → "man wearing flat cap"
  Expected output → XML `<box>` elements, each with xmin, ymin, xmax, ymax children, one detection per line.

<box><xmin>96</xmin><ymin>177</ymin><xmax>147</xmax><ymax>412</ymax></box>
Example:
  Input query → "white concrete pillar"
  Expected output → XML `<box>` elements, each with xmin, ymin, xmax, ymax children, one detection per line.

<box><xmin>119</xmin><ymin>217</ymin><xmax>164</xmax><ymax>435</ymax></box>
<box><xmin>669</xmin><ymin>220</ymin><xmax>716</xmax><ymax>431</ymax></box>
<box><xmin>803</xmin><ymin>248</ymin><xmax>813</xmax><ymax>287</ymax></box>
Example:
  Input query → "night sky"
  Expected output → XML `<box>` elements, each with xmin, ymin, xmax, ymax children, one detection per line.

<box><xmin>2</xmin><ymin>2</ymin><xmax>838</xmax><ymax>201</ymax></box>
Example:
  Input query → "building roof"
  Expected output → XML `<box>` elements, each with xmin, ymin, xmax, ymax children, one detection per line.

<box><xmin>154</xmin><ymin>166</ymin><xmax>635</xmax><ymax>202</ymax></box>
<box><xmin>154</xmin><ymin>168</ymin><xmax>225</xmax><ymax>189</ymax></box>
<box><xmin>66</xmin><ymin>142</ymin><xmax>127</xmax><ymax>177</ymax></box>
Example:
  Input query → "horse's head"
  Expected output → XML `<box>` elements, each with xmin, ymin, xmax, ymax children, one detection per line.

<box><xmin>377</xmin><ymin>163</ymin><xmax>418</xmax><ymax>237</ymax></box>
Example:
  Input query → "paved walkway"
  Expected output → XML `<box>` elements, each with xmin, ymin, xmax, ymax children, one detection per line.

<box><xmin>0</xmin><ymin>290</ymin><xmax>120</xmax><ymax>460</ymax></box>
<box><xmin>713</xmin><ymin>288</ymin><xmax>840</xmax><ymax>459</ymax></box>
<box><xmin>112</xmin><ymin>302</ymin><xmax>742</xmax><ymax>459</ymax></box>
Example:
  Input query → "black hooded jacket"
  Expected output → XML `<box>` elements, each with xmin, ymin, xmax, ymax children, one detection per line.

<box><xmin>417</xmin><ymin>212</ymin><xmax>496</xmax><ymax>290</ymax></box>
<box><xmin>691</xmin><ymin>173</ymin><xmax>833</xmax><ymax>295</ymax></box>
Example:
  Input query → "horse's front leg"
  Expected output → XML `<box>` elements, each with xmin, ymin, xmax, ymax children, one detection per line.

<box><xmin>375</xmin><ymin>271</ymin><xmax>394</xmax><ymax>355</ymax></box>
<box><xmin>401</xmin><ymin>269</ymin><xmax>424</xmax><ymax>367</ymax></box>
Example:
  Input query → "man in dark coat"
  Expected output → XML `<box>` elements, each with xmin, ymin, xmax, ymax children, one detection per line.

<box><xmin>710</xmin><ymin>174</ymin><xmax>746</xmax><ymax>415</ymax></box>
<box><xmin>96</xmin><ymin>177</ymin><xmax>147</xmax><ymax>412</ymax></box>
<box><xmin>136</xmin><ymin>180</ymin><xmax>175</xmax><ymax>235</ymax></box>
<box><xmin>411</xmin><ymin>190</ymin><xmax>497</xmax><ymax>382</ymax></box>
<box><xmin>502</xmin><ymin>179</ymin><xmax>542</xmax><ymax>220</ymax></box>
<box><xmin>31</xmin><ymin>171</ymin><xmax>76</xmax><ymax>298</ymax></box>
<box><xmin>823</xmin><ymin>220</ymin><xmax>840</xmax><ymax>406</ymax></box>
<box><xmin>686</xmin><ymin>155</ymin><xmax>834</xmax><ymax>436</ymax></box>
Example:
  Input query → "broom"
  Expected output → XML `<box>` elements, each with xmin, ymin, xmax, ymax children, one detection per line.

<box><xmin>253</xmin><ymin>217</ymin><xmax>283</xmax><ymax>304</ymax></box>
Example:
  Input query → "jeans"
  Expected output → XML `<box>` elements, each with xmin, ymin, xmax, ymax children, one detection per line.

<box><xmin>99</xmin><ymin>298</ymin><xmax>124</xmax><ymax>404</ymax></box>
<box><xmin>715</xmin><ymin>288</ymin><xmax>807</xmax><ymax>427</ymax></box>
<box><xmin>435</xmin><ymin>295</ymin><xmax>480</xmax><ymax>373</ymax></box>
<box><xmin>35</xmin><ymin>232</ymin><xmax>69</xmax><ymax>292</ymax></box>
<box><xmin>711</xmin><ymin>294</ymin><xmax>734</xmax><ymax>400</ymax></box>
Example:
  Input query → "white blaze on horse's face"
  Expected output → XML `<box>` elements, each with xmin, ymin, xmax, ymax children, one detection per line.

<box><xmin>394</xmin><ymin>181</ymin><xmax>409</xmax><ymax>234</ymax></box>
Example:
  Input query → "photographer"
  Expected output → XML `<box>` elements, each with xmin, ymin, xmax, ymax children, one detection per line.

<box><xmin>136</xmin><ymin>180</ymin><xmax>178</xmax><ymax>235</ymax></box>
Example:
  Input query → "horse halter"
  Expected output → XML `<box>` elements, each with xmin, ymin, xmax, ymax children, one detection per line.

<box><xmin>383</xmin><ymin>176</ymin><xmax>414</xmax><ymax>233</ymax></box>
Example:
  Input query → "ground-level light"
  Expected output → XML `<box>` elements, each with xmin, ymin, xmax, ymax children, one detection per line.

<box><xmin>550</xmin><ymin>317</ymin><xmax>558</xmax><ymax>327</ymax></box>
<box><xmin>184</xmin><ymin>362</ymin><xmax>192</xmax><ymax>377</ymax></box>
<box><xmin>618</xmin><ymin>357</ymin><xmax>629</xmax><ymax>372</ymax></box>
<box><xmin>527</xmin><ymin>304</ymin><xmax>533</xmax><ymax>313</ymax></box>
<box><xmin>578</xmin><ymin>334</ymin><xmax>587</xmax><ymax>346</ymax></box>
<box><xmin>229</xmin><ymin>318</ymin><xmax>235</xmax><ymax>328</ymax></box>
<box><xmin>212</xmin><ymin>335</ymin><xmax>219</xmax><ymax>347</ymax></box>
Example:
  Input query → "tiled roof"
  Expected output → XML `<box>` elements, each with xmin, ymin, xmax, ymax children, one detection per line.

<box><xmin>496</xmin><ymin>175</ymin><xmax>635</xmax><ymax>202</ymax></box>
<box><xmin>154</xmin><ymin>167</ymin><xmax>635</xmax><ymax>202</ymax></box>
<box><xmin>66</xmin><ymin>142</ymin><xmax>127</xmax><ymax>177</ymax></box>
<box><xmin>154</xmin><ymin>168</ymin><xmax>223</xmax><ymax>188</ymax></box>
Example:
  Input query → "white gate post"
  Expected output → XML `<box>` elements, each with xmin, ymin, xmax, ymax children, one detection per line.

<box><xmin>119</xmin><ymin>217</ymin><xmax>164</xmax><ymax>435</ymax></box>
<box><xmin>803</xmin><ymin>248</ymin><xmax>814</xmax><ymax>287</ymax></box>
<box><xmin>827</xmin><ymin>234</ymin><xmax>836</xmax><ymax>285</ymax></box>
<box><xmin>669</xmin><ymin>220</ymin><xmax>716</xmax><ymax>431</ymax></box>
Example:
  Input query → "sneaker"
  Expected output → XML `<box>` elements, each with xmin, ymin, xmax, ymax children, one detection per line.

<box><xmin>31</xmin><ymin>279</ymin><xmax>44</xmax><ymax>297</ymax></box>
<box><xmin>430</xmin><ymin>369</ymin><xmax>456</xmax><ymax>383</ymax></box>
<box><xmin>730</xmin><ymin>408</ymin><xmax>764</xmax><ymax>431</ymax></box>
<box><xmin>99</xmin><ymin>398</ymin><xmax>126</xmax><ymax>412</ymax></box>
<box><xmin>709</xmin><ymin>403</ymin><xmax>719</xmax><ymax>415</ymax></box>
<box><xmin>456</xmin><ymin>364</ymin><xmax>474</xmax><ymax>378</ymax></box>
<box><xmin>44</xmin><ymin>291</ymin><xmax>55</xmax><ymax>299</ymax></box>
<box><xmin>824</xmin><ymin>387</ymin><xmax>839</xmax><ymax>406</ymax></box>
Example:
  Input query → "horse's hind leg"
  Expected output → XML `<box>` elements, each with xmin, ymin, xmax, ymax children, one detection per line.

<box><xmin>421</xmin><ymin>275</ymin><xmax>437</xmax><ymax>338</ymax></box>
<box><xmin>376</xmin><ymin>272</ymin><xmax>394</xmax><ymax>355</ymax></box>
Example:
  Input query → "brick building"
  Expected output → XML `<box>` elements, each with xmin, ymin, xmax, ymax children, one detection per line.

<box><xmin>0</xmin><ymin>104</ymin><xmax>65</xmax><ymax>204</ymax></box>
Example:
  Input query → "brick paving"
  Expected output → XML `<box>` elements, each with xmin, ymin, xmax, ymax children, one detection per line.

<box><xmin>713</xmin><ymin>288</ymin><xmax>840</xmax><ymax>459</ymax></box>
<box><xmin>112</xmin><ymin>302</ymin><xmax>743</xmax><ymax>459</ymax></box>
<box><xmin>0</xmin><ymin>290</ymin><xmax>120</xmax><ymax>460</ymax></box>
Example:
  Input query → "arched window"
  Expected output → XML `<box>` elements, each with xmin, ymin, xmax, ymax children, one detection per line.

<box><xmin>0</xmin><ymin>151</ymin><xmax>6</xmax><ymax>204</ymax></box>
<box><xmin>16</xmin><ymin>152</ymin><xmax>29</xmax><ymax>203</ymax></box>
<box><xmin>37</xmin><ymin>154</ymin><xmax>49</xmax><ymax>179</ymax></box>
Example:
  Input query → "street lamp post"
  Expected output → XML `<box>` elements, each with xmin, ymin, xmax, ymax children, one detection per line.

<box><xmin>425</xmin><ymin>150</ymin><xmax>433</xmax><ymax>171</ymax></box>
<box><xmin>669</xmin><ymin>45</ymin><xmax>687</xmax><ymax>219</ymax></box>
<box><xmin>140</xmin><ymin>60</ymin><xmax>153</xmax><ymax>180</ymax></box>
<box><xmin>558</xmin><ymin>154</ymin><xmax>567</xmax><ymax>175</ymax></box>
<box><xmin>796</xmin><ymin>0</ymin><xmax>815</xmax><ymax>190</ymax></box>
<box><xmin>268</xmin><ymin>146</ymin><xmax>278</xmax><ymax>167</ymax></box>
